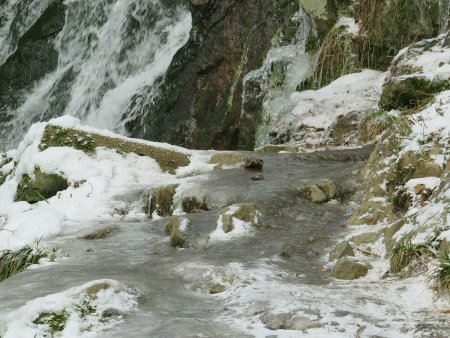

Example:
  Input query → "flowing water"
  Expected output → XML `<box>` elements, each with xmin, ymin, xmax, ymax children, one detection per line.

<box><xmin>0</xmin><ymin>148</ymin><xmax>374</xmax><ymax>337</ymax></box>
<box><xmin>0</xmin><ymin>0</ymin><xmax>190</xmax><ymax>147</ymax></box>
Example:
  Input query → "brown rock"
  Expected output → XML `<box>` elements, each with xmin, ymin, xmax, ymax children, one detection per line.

<box><xmin>244</xmin><ymin>157</ymin><xmax>264</xmax><ymax>170</ymax></box>
<box><xmin>413</xmin><ymin>184</ymin><xmax>424</xmax><ymax>195</ymax></box>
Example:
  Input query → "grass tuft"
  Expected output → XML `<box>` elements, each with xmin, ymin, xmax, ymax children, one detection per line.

<box><xmin>428</xmin><ymin>251</ymin><xmax>450</xmax><ymax>299</ymax></box>
<box><xmin>0</xmin><ymin>240</ymin><xmax>48</xmax><ymax>282</ymax></box>
<box><xmin>389</xmin><ymin>237</ymin><xmax>428</xmax><ymax>273</ymax></box>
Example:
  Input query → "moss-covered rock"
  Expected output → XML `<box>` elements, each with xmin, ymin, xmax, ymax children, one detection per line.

<box><xmin>208</xmin><ymin>152</ymin><xmax>245</xmax><ymax>169</ymax></box>
<box><xmin>219</xmin><ymin>204</ymin><xmax>261</xmax><ymax>233</ymax></box>
<box><xmin>329</xmin><ymin>241</ymin><xmax>355</xmax><ymax>261</ymax></box>
<box><xmin>358</xmin><ymin>110</ymin><xmax>395</xmax><ymax>144</ymax></box>
<box><xmin>182</xmin><ymin>196</ymin><xmax>208</xmax><ymax>213</ymax></box>
<box><xmin>83</xmin><ymin>227</ymin><xmax>113</xmax><ymax>240</ymax></box>
<box><xmin>165</xmin><ymin>216</ymin><xmax>190</xmax><ymax>247</ymax></box>
<box><xmin>15</xmin><ymin>168</ymin><xmax>68</xmax><ymax>204</ymax></box>
<box><xmin>379</xmin><ymin>76</ymin><xmax>449</xmax><ymax>111</ymax></box>
<box><xmin>40</xmin><ymin>125</ymin><xmax>190</xmax><ymax>173</ymax></box>
<box><xmin>330</xmin><ymin>258</ymin><xmax>369</xmax><ymax>280</ymax></box>
<box><xmin>299</xmin><ymin>180</ymin><xmax>337</xmax><ymax>204</ymax></box>
<box><xmin>141</xmin><ymin>185</ymin><xmax>178</xmax><ymax>217</ymax></box>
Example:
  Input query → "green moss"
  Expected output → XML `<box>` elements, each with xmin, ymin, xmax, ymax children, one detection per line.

<box><xmin>16</xmin><ymin>167</ymin><xmax>69</xmax><ymax>204</ymax></box>
<box><xmin>33</xmin><ymin>311</ymin><xmax>69</xmax><ymax>333</ymax></box>
<box><xmin>39</xmin><ymin>125</ymin><xmax>96</xmax><ymax>153</ymax></box>
<box><xmin>225</xmin><ymin>42</ymin><xmax>249</xmax><ymax>115</ymax></box>
<box><xmin>0</xmin><ymin>243</ymin><xmax>48</xmax><ymax>282</ymax></box>
<box><xmin>380</xmin><ymin>77</ymin><xmax>448</xmax><ymax>111</ymax></box>
<box><xmin>75</xmin><ymin>300</ymin><xmax>96</xmax><ymax>318</ymax></box>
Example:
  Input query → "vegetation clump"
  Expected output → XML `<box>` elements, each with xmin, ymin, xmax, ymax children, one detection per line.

<box><xmin>33</xmin><ymin>311</ymin><xmax>69</xmax><ymax>334</ymax></box>
<box><xmin>0</xmin><ymin>242</ymin><xmax>48</xmax><ymax>282</ymax></box>
<box><xmin>389</xmin><ymin>237</ymin><xmax>429</xmax><ymax>273</ymax></box>
<box><xmin>358</xmin><ymin>110</ymin><xmax>395</xmax><ymax>144</ymax></box>
<box><xmin>354</xmin><ymin>0</ymin><xmax>439</xmax><ymax>69</ymax></box>
<box><xmin>428</xmin><ymin>250</ymin><xmax>450</xmax><ymax>299</ymax></box>
<box><xmin>310</xmin><ymin>26</ymin><xmax>359</xmax><ymax>89</ymax></box>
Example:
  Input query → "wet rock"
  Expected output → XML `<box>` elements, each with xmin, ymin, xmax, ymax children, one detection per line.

<box><xmin>208</xmin><ymin>152</ymin><xmax>245</xmax><ymax>169</ymax></box>
<box><xmin>251</xmin><ymin>174</ymin><xmax>264</xmax><ymax>181</ymax></box>
<box><xmin>127</xmin><ymin>0</ymin><xmax>301</xmax><ymax>150</ymax></box>
<box><xmin>209</xmin><ymin>284</ymin><xmax>226</xmax><ymax>294</ymax></box>
<box><xmin>141</xmin><ymin>185</ymin><xmax>178</xmax><ymax>217</ymax></box>
<box><xmin>298</xmin><ymin>180</ymin><xmax>336</xmax><ymax>204</ymax></box>
<box><xmin>182</xmin><ymin>196</ymin><xmax>208</xmax><ymax>213</ymax></box>
<box><xmin>329</xmin><ymin>241</ymin><xmax>355</xmax><ymax>261</ymax></box>
<box><xmin>101</xmin><ymin>308</ymin><xmax>123</xmax><ymax>318</ymax></box>
<box><xmin>286</xmin><ymin>315</ymin><xmax>321</xmax><ymax>331</ymax></box>
<box><xmin>262</xmin><ymin>312</ymin><xmax>292</xmax><ymax>330</ymax></box>
<box><xmin>40</xmin><ymin>125</ymin><xmax>190</xmax><ymax>173</ymax></box>
<box><xmin>83</xmin><ymin>227</ymin><xmax>113</xmax><ymax>240</ymax></box>
<box><xmin>330</xmin><ymin>258</ymin><xmax>369</xmax><ymax>280</ymax></box>
<box><xmin>15</xmin><ymin>167</ymin><xmax>69</xmax><ymax>204</ymax></box>
<box><xmin>244</xmin><ymin>301</ymin><xmax>268</xmax><ymax>317</ymax></box>
<box><xmin>85</xmin><ymin>282</ymin><xmax>110</xmax><ymax>298</ymax></box>
<box><xmin>219</xmin><ymin>204</ymin><xmax>261</xmax><ymax>233</ymax></box>
<box><xmin>244</xmin><ymin>157</ymin><xmax>264</xmax><ymax>170</ymax></box>
<box><xmin>280</xmin><ymin>244</ymin><xmax>306</xmax><ymax>259</ymax></box>
<box><xmin>166</xmin><ymin>216</ymin><xmax>190</xmax><ymax>248</ymax></box>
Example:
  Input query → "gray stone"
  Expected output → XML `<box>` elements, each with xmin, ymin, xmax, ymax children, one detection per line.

<box><xmin>330</xmin><ymin>258</ymin><xmax>369</xmax><ymax>280</ymax></box>
<box><xmin>329</xmin><ymin>241</ymin><xmax>355</xmax><ymax>261</ymax></box>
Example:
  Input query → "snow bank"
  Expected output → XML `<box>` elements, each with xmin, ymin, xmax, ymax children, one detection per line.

<box><xmin>0</xmin><ymin>279</ymin><xmax>138</xmax><ymax>338</ymax></box>
<box><xmin>0</xmin><ymin>116</ymin><xmax>214</xmax><ymax>251</ymax></box>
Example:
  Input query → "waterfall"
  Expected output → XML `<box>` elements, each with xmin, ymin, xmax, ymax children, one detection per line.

<box><xmin>0</xmin><ymin>0</ymin><xmax>191</xmax><ymax>147</ymax></box>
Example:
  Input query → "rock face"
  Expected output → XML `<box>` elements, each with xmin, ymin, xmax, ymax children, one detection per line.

<box><xmin>0</xmin><ymin>1</ymin><xmax>67</xmax><ymax>122</ymax></box>
<box><xmin>16</xmin><ymin>168</ymin><xmax>69</xmax><ymax>204</ymax></box>
<box><xmin>330</xmin><ymin>258</ymin><xmax>369</xmax><ymax>280</ymax></box>
<box><xmin>126</xmin><ymin>0</ymin><xmax>301</xmax><ymax>150</ymax></box>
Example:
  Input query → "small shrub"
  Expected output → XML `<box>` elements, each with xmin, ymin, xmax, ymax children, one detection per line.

<box><xmin>428</xmin><ymin>251</ymin><xmax>450</xmax><ymax>299</ymax></box>
<box><xmin>390</xmin><ymin>237</ymin><xmax>428</xmax><ymax>273</ymax></box>
<box><xmin>0</xmin><ymin>241</ymin><xmax>48</xmax><ymax>282</ymax></box>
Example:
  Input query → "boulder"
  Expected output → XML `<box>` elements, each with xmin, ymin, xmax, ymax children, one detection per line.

<box><xmin>298</xmin><ymin>180</ymin><xmax>337</xmax><ymax>204</ymax></box>
<box><xmin>412</xmin><ymin>161</ymin><xmax>442</xmax><ymax>178</ymax></box>
<box><xmin>219</xmin><ymin>204</ymin><xmax>260</xmax><ymax>233</ymax></box>
<box><xmin>166</xmin><ymin>216</ymin><xmax>190</xmax><ymax>247</ymax></box>
<box><xmin>16</xmin><ymin>168</ymin><xmax>68</xmax><ymax>203</ymax></box>
<box><xmin>330</xmin><ymin>258</ymin><xmax>369</xmax><ymax>280</ymax></box>
<box><xmin>329</xmin><ymin>241</ymin><xmax>355</xmax><ymax>261</ymax></box>
<box><xmin>182</xmin><ymin>196</ymin><xmax>208</xmax><ymax>213</ymax></box>
<box><xmin>244</xmin><ymin>157</ymin><xmax>264</xmax><ymax>170</ymax></box>
<box><xmin>141</xmin><ymin>185</ymin><xmax>178</xmax><ymax>217</ymax></box>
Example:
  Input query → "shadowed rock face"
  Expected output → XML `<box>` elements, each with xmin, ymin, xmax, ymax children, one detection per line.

<box><xmin>0</xmin><ymin>0</ymin><xmax>67</xmax><ymax>123</ymax></box>
<box><xmin>126</xmin><ymin>0</ymin><xmax>300</xmax><ymax>150</ymax></box>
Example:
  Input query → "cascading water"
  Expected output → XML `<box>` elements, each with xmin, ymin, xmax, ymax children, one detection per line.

<box><xmin>0</xmin><ymin>0</ymin><xmax>191</xmax><ymax>147</ymax></box>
